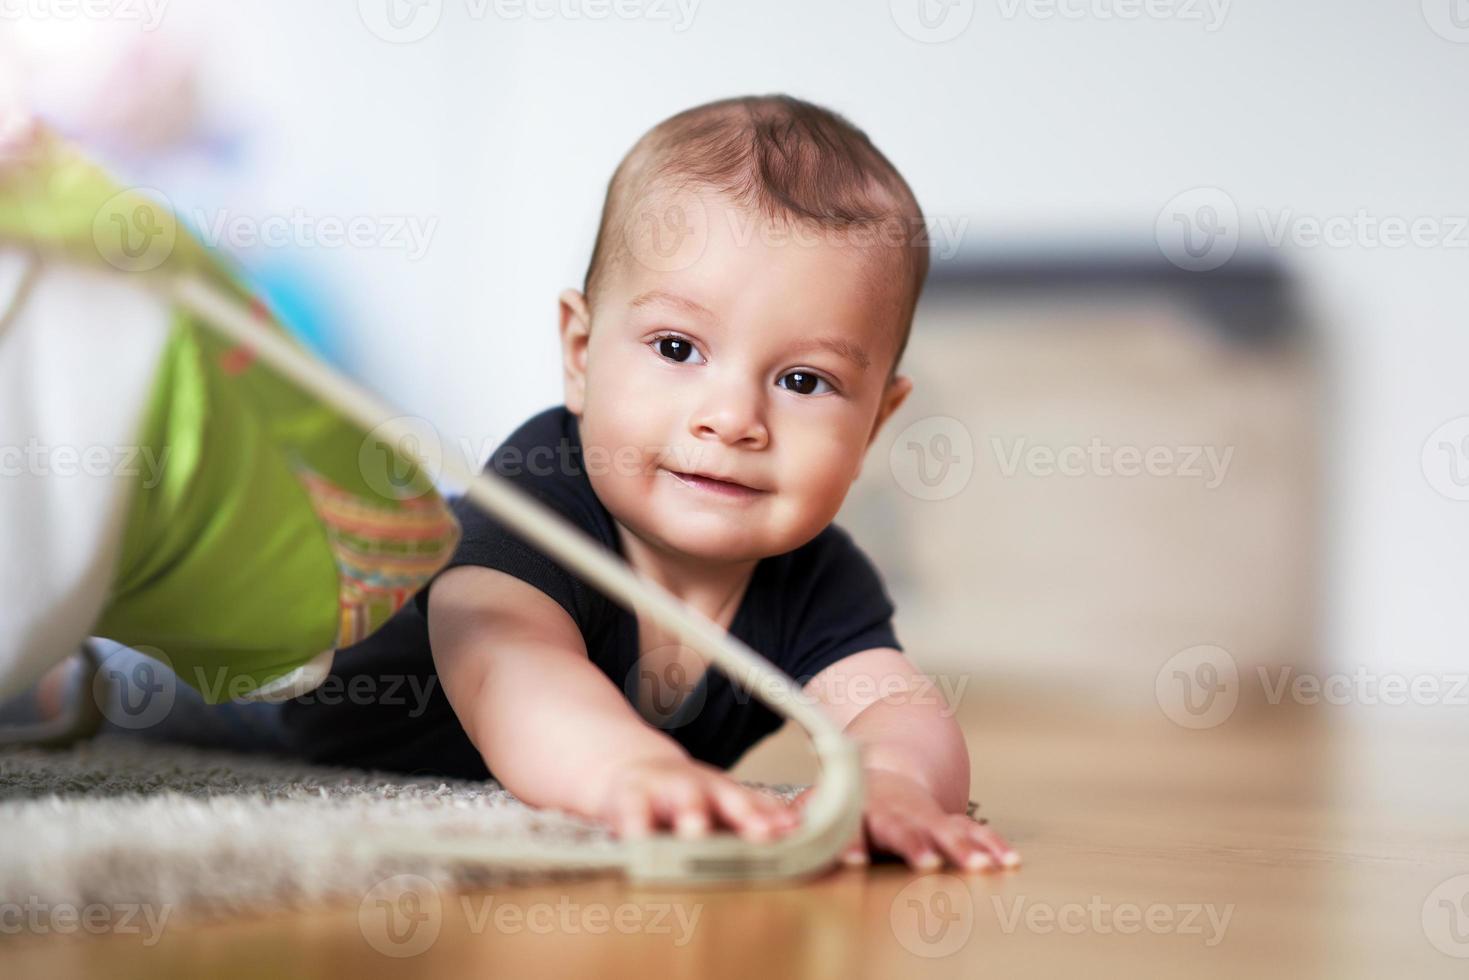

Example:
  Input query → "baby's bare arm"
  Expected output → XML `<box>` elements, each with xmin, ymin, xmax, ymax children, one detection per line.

<box><xmin>426</xmin><ymin>566</ymin><xmax>795</xmax><ymax>839</ymax></box>
<box><xmin>798</xmin><ymin>648</ymin><xmax>1021</xmax><ymax>872</ymax></box>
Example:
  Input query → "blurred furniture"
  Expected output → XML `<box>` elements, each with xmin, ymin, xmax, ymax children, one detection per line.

<box><xmin>838</xmin><ymin>253</ymin><xmax>1321</xmax><ymax>703</ymax></box>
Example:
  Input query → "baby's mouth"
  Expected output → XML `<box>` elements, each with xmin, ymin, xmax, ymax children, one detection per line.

<box><xmin>665</xmin><ymin>469</ymin><xmax>767</xmax><ymax>498</ymax></box>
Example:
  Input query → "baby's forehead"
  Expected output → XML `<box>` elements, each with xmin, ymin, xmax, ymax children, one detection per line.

<box><xmin>614</xmin><ymin>184</ymin><xmax>917</xmax><ymax>307</ymax></box>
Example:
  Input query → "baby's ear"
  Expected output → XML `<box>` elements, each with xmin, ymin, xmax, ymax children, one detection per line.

<box><xmin>853</xmin><ymin>373</ymin><xmax>914</xmax><ymax>482</ymax></box>
<box><xmin>558</xmin><ymin>289</ymin><xmax>593</xmax><ymax>415</ymax></box>
<box><xmin>866</xmin><ymin>373</ymin><xmax>914</xmax><ymax>452</ymax></box>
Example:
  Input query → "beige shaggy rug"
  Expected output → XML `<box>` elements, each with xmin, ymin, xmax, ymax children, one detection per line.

<box><xmin>0</xmin><ymin>736</ymin><xmax>804</xmax><ymax>921</ymax></box>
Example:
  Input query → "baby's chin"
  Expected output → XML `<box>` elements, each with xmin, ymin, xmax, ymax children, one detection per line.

<box><xmin>643</xmin><ymin>519</ymin><xmax>776</xmax><ymax>565</ymax></box>
<box><xmin>616</xmin><ymin>507</ymin><xmax>799</xmax><ymax>567</ymax></box>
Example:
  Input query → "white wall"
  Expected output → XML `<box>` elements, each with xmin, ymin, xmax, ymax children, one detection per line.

<box><xmin>23</xmin><ymin>0</ymin><xmax>1465</xmax><ymax>674</ymax></box>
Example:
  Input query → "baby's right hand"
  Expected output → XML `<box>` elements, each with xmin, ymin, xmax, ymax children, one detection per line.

<box><xmin>593</xmin><ymin>756</ymin><xmax>800</xmax><ymax>842</ymax></box>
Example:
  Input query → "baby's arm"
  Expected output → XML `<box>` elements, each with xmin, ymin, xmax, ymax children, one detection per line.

<box><xmin>797</xmin><ymin>648</ymin><xmax>1021</xmax><ymax>872</ymax></box>
<box><xmin>426</xmin><ymin>566</ymin><xmax>796</xmax><ymax>840</ymax></box>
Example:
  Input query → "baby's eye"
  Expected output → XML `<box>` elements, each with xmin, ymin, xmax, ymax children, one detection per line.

<box><xmin>652</xmin><ymin>336</ymin><xmax>704</xmax><ymax>365</ymax></box>
<box><xmin>778</xmin><ymin>371</ymin><xmax>834</xmax><ymax>396</ymax></box>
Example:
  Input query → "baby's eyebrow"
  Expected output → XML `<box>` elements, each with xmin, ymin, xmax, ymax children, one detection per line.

<box><xmin>628</xmin><ymin>289</ymin><xmax>717</xmax><ymax>320</ymax></box>
<box><xmin>786</xmin><ymin>335</ymin><xmax>871</xmax><ymax>372</ymax></box>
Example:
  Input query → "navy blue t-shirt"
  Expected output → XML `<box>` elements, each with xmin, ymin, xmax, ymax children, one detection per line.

<box><xmin>280</xmin><ymin>405</ymin><xmax>902</xmax><ymax>779</ymax></box>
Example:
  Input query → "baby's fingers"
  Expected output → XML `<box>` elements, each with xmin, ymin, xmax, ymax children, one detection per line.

<box><xmin>966</xmin><ymin>822</ymin><xmax>1022</xmax><ymax>869</ymax></box>
<box><xmin>610</xmin><ymin>787</ymin><xmax>656</xmax><ymax>840</ymax></box>
<box><xmin>867</xmin><ymin>814</ymin><xmax>942</xmax><ymax>871</ymax></box>
<box><xmin>931</xmin><ymin>815</ymin><xmax>997</xmax><ymax>873</ymax></box>
<box><xmin>840</xmin><ymin>834</ymin><xmax>868</xmax><ymax>867</ymax></box>
<box><xmin>708</xmin><ymin>781</ymin><xmax>797</xmax><ymax>841</ymax></box>
<box><xmin>651</xmin><ymin>777</ymin><xmax>715</xmax><ymax>838</ymax></box>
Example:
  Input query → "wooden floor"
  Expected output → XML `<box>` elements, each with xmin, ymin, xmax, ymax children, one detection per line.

<box><xmin>5</xmin><ymin>689</ymin><xmax>1468</xmax><ymax>979</ymax></box>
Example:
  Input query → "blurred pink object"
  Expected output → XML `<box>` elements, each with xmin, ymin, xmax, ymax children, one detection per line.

<box><xmin>0</xmin><ymin>109</ymin><xmax>43</xmax><ymax>168</ymax></box>
<box><xmin>76</xmin><ymin>37</ymin><xmax>201</xmax><ymax>156</ymax></box>
<box><xmin>0</xmin><ymin>25</ymin><xmax>202</xmax><ymax>158</ymax></box>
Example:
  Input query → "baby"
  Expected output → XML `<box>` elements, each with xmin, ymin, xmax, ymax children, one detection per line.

<box><xmin>283</xmin><ymin>94</ymin><xmax>1019</xmax><ymax>873</ymax></box>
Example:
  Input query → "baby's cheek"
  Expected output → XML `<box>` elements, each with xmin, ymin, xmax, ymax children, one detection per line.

<box><xmin>774</xmin><ymin>452</ymin><xmax>855</xmax><ymax>530</ymax></box>
<box><xmin>794</xmin><ymin>434</ymin><xmax>864</xmax><ymax>491</ymax></box>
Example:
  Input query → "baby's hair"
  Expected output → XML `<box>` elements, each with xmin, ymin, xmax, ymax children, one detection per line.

<box><xmin>582</xmin><ymin>94</ymin><xmax>929</xmax><ymax>380</ymax></box>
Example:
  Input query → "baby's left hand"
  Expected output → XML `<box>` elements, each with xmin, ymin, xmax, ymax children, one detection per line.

<box><xmin>796</xmin><ymin>769</ymin><xmax>1021</xmax><ymax>872</ymax></box>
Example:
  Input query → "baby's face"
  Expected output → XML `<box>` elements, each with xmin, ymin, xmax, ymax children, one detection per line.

<box><xmin>561</xmin><ymin>191</ymin><xmax>913</xmax><ymax>563</ymax></box>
